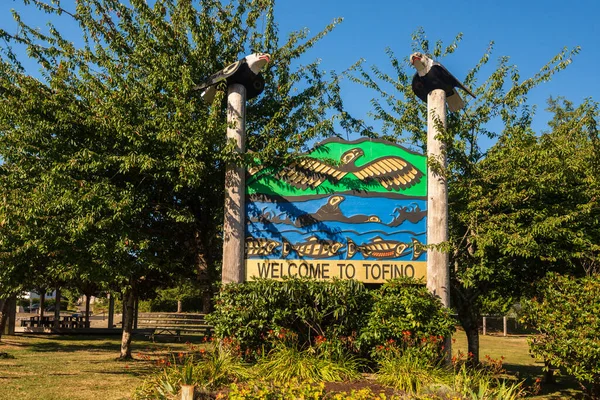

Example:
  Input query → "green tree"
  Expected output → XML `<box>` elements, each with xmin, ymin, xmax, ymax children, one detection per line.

<box><xmin>0</xmin><ymin>0</ymin><xmax>360</xmax><ymax>358</ymax></box>
<box><xmin>522</xmin><ymin>273</ymin><xmax>600</xmax><ymax>398</ymax></box>
<box><xmin>350</xmin><ymin>28</ymin><xmax>586</xmax><ymax>361</ymax></box>
<box><xmin>452</xmin><ymin>97</ymin><xmax>599</xmax><ymax>360</ymax></box>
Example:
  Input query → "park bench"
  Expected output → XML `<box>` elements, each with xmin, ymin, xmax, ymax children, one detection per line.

<box><xmin>136</xmin><ymin>312</ymin><xmax>213</xmax><ymax>342</ymax></box>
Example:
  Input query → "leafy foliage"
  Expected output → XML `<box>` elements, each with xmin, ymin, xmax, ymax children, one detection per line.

<box><xmin>208</xmin><ymin>277</ymin><xmax>456</xmax><ymax>363</ymax></box>
<box><xmin>357</xmin><ymin>278</ymin><xmax>456</xmax><ymax>353</ymax></box>
<box><xmin>207</xmin><ymin>278</ymin><xmax>372</xmax><ymax>356</ymax></box>
<box><xmin>0</xmin><ymin>0</ymin><xmax>364</xmax><ymax>355</ymax></box>
<box><xmin>522</xmin><ymin>273</ymin><xmax>600</xmax><ymax>397</ymax></box>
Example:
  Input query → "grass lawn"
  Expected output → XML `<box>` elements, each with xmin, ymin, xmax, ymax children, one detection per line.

<box><xmin>0</xmin><ymin>332</ymin><xmax>587</xmax><ymax>399</ymax></box>
<box><xmin>453</xmin><ymin>330</ymin><xmax>584</xmax><ymax>399</ymax></box>
<box><xmin>0</xmin><ymin>334</ymin><xmax>194</xmax><ymax>400</ymax></box>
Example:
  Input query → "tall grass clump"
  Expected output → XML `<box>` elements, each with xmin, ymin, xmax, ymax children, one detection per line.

<box><xmin>253</xmin><ymin>329</ymin><xmax>362</xmax><ymax>383</ymax></box>
<box><xmin>133</xmin><ymin>345</ymin><xmax>251</xmax><ymax>399</ymax></box>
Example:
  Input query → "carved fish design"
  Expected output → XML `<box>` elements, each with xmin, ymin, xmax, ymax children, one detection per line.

<box><xmin>245</xmin><ymin>237</ymin><xmax>281</xmax><ymax>256</ymax></box>
<box><xmin>281</xmin><ymin>236</ymin><xmax>344</xmax><ymax>258</ymax></box>
<box><xmin>347</xmin><ymin>237</ymin><xmax>410</xmax><ymax>259</ymax></box>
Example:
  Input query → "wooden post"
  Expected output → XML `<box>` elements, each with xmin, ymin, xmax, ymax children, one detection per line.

<box><xmin>108</xmin><ymin>293</ymin><xmax>115</xmax><ymax>329</ymax></box>
<box><xmin>181</xmin><ymin>385</ymin><xmax>195</xmax><ymax>400</ymax></box>
<box><xmin>503</xmin><ymin>316</ymin><xmax>507</xmax><ymax>337</ymax></box>
<box><xmin>221</xmin><ymin>83</ymin><xmax>247</xmax><ymax>284</ymax></box>
<box><xmin>426</xmin><ymin>89</ymin><xmax>450</xmax><ymax>305</ymax></box>
<box><xmin>426</xmin><ymin>89</ymin><xmax>450</xmax><ymax>359</ymax></box>
<box><xmin>482</xmin><ymin>316</ymin><xmax>487</xmax><ymax>336</ymax></box>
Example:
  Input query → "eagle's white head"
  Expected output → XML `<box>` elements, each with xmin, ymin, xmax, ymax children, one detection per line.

<box><xmin>245</xmin><ymin>53</ymin><xmax>271</xmax><ymax>74</ymax></box>
<box><xmin>410</xmin><ymin>52</ymin><xmax>433</xmax><ymax>77</ymax></box>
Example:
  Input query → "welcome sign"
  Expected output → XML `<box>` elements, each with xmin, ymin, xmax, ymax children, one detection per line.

<box><xmin>245</xmin><ymin>138</ymin><xmax>427</xmax><ymax>283</ymax></box>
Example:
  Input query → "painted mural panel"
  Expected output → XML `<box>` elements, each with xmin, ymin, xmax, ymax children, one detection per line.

<box><xmin>245</xmin><ymin>138</ymin><xmax>427</xmax><ymax>283</ymax></box>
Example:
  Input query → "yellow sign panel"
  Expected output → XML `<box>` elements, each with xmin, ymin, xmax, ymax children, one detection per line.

<box><xmin>246</xmin><ymin>259</ymin><xmax>426</xmax><ymax>284</ymax></box>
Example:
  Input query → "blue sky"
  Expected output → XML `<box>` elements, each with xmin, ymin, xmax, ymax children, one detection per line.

<box><xmin>2</xmin><ymin>0</ymin><xmax>598</xmax><ymax>144</ymax></box>
<box><xmin>274</xmin><ymin>0</ymin><xmax>599</xmax><ymax>139</ymax></box>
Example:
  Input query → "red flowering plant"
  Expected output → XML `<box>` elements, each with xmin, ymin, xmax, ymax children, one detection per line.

<box><xmin>372</xmin><ymin>331</ymin><xmax>446</xmax><ymax>366</ymax></box>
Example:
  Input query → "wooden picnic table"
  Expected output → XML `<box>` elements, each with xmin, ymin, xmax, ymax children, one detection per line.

<box><xmin>20</xmin><ymin>315</ymin><xmax>89</xmax><ymax>329</ymax></box>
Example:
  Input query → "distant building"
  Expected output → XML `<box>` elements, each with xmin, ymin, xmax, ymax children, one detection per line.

<box><xmin>20</xmin><ymin>290</ymin><xmax>57</xmax><ymax>300</ymax></box>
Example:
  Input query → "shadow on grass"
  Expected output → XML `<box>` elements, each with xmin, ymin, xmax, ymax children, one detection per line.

<box><xmin>504</xmin><ymin>363</ymin><xmax>584</xmax><ymax>399</ymax></box>
<box><xmin>88</xmin><ymin>364</ymin><xmax>155</xmax><ymax>378</ymax></box>
<box><xmin>8</xmin><ymin>334</ymin><xmax>170</xmax><ymax>354</ymax></box>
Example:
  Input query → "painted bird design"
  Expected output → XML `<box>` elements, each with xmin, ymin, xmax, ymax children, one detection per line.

<box><xmin>194</xmin><ymin>53</ymin><xmax>271</xmax><ymax>102</ymax></box>
<box><xmin>410</xmin><ymin>52</ymin><xmax>475</xmax><ymax>112</ymax></box>
<box><xmin>278</xmin><ymin>148</ymin><xmax>423</xmax><ymax>191</ymax></box>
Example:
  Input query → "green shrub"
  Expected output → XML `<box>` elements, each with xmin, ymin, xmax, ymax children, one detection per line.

<box><xmin>522</xmin><ymin>273</ymin><xmax>600</xmax><ymax>397</ymax></box>
<box><xmin>207</xmin><ymin>278</ymin><xmax>372</xmax><ymax>357</ymax></box>
<box><xmin>357</xmin><ymin>278</ymin><xmax>456</xmax><ymax>355</ymax></box>
<box><xmin>146</xmin><ymin>297</ymin><xmax>207</xmax><ymax>313</ymax></box>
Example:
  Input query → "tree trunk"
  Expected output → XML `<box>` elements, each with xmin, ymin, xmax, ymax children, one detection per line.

<box><xmin>195</xmin><ymin>229</ymin><xmax>213</xmax><ymax>313</ymax></box>
<box><xmin>177</xmin><ymin>300</ymin><xmax>183</xmax><ymax>313</ymax></box>
<box><xmin>0</xmin><ymin>299</ymin><xmax>9</xmax><ymax>342</ymax></box>
<box><xmin>454</xmin><ymin>286</ymin><xmax>481</xmax><ymax>365</ymax></box>
<box><xmin>119</xmin><ymin>287</ymin><xmax>136</xmax><ymax>360</ymax></box>
<box><xmin>53</xmin><ymin>287</ymin><xmax>61</xmax><ymax>329</ymax></box>
<box><xmin>465</xmin><ymin>323</ymin><xmax>480</xmax><ymax>364</ymax></box>
<box><xmin>133</xmin><ymin>296</ymin><xmax>138</xmax><ymax>330</ymax></box>
<box><xmin>39</xmin><ymin>292</ymin><xmax>46</xmax><ymax>318</ymax></box>
<box><xmin>108</xmin><ymin>293</ymin><xmax>115</xmax><ymax>329</ymax></box>
<box><xmin>84</xmin><ymin>294</ymin><xmax>91</xmax><ymax>328</ymax></box>
<box><xmin>544</xmin><ymin>360</ymin><xmax>556</xmax><ymax>384</ymax></box>
<box><xmin>202</xmin><ymin>286</ymin><xmax>212</xmax><ymax>314</ymax></box>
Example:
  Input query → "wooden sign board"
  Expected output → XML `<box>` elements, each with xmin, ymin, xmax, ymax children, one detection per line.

<box><xmin>245</xmin><ymin>138</ymin><xmax>427</xmax><ymax>283</ymax></box>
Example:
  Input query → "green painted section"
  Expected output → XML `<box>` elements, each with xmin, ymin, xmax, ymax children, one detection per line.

<box><xmin>247</xmin><ymin>139</ymin><xmax>427</xmax><ymax>197</ymax></box>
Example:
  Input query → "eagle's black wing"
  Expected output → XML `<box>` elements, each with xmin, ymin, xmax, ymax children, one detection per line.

<box><xmin>433</xmin><ymin>61</ymin><xmax>475</xmax><ymax>98</ymax></box>
<box><xmin>193</xmin><ymin>60</ymin><xmax>244</xmax><ymax>92</ymax></box>
<box><xmin>411</xmin><ymin>73</ymin><xmax>429</xmax><ymax>102</ymax></box>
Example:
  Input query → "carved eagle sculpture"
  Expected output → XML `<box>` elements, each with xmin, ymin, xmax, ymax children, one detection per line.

<box><xmin>278</xmin><ymin>148</ymin><xmax>423</xmax><ymax>191</ymax></box>
<box><xmin>194</xmin><ymin>53</ymin><xmax>271</xmax><ymax>102</ymax></box>
<box><xmin>410</xmin><ymin>52</ymin><xmax>475</xmax><ymax>112</ymax></box>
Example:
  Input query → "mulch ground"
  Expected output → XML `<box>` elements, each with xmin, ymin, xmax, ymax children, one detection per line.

<box><xmin>324</xmin><ymin>379</ymin><xmax>399</xmax><ymax>397</ymax></box>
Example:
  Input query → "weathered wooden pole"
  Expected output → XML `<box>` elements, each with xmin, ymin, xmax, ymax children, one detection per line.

<box><xmin>221</xmin><ymin>83</ymin><xmax>247</xmax><ymax>284</ymax></box>
<box><xmin>426</xmin><ymin>89</ymin><xmax>450</xmax><ymax>307</ymax></box>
